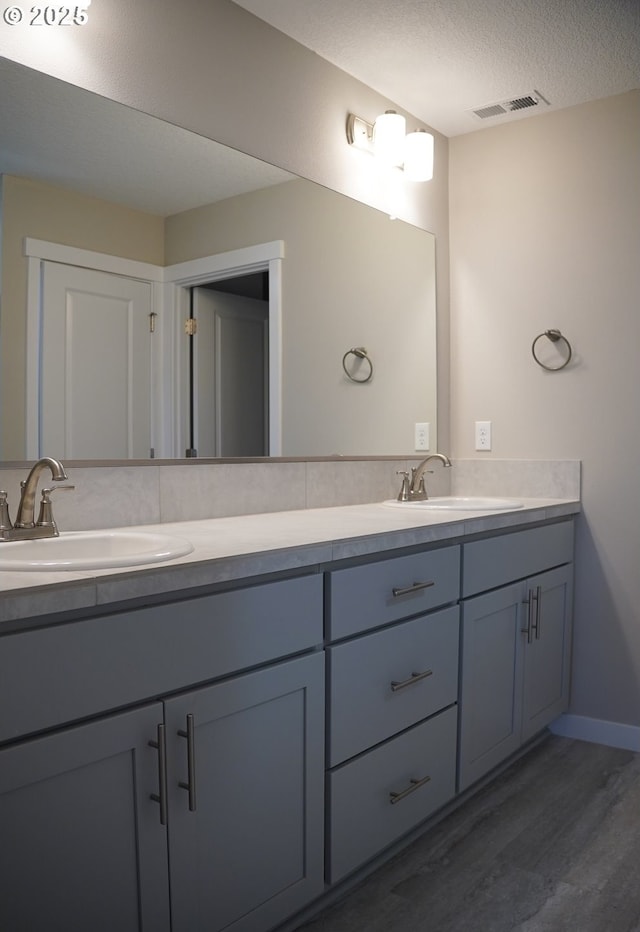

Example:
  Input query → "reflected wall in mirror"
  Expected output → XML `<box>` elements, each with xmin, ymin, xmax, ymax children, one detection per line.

<box><xmin>0</xmin><ymin>56</ymin><xmax>437</xmax><ymax>460</ymax></box>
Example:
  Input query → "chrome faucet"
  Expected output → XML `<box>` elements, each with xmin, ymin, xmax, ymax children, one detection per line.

<box><xmin>397</xmin><ymin>452</ymin><xmax>452</xmax><ymax>502</ymax></box>
<box><xmin>0</xmin><ymin>457</ymin><xmax>74</xmax><ymax>541</ymax></box>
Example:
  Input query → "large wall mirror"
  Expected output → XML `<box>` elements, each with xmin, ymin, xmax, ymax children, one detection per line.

<box><xmin>0</xmin><ymin>56</ymin><xmax>437</xmax><ymax>461</ymax></box>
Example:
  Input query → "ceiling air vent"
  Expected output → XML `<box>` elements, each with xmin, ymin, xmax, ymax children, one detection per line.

<box><xmin>509</xmin><ymin>95</ymin><xmax>539</xmax><ymax>111</ymax></box>
<box><xmin>474</xmin><ymin>103</ymin><xmax>508</xmax><ymax>119</ymax></box>
<box><xmin>469</xmin><ymin>90</ymin><xmax>550</xmax><ymax>121</ymax></box>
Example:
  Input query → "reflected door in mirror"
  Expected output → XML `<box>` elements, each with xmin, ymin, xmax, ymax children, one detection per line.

<box><xmin>190</xmin><ymin>287</ymin><xmax>268</xmax><ymax>457</ymax></box>
<box><xmin>40</xmin><ymin>263</ymin><xmax>152</xmax><ymax>458</ymax></box>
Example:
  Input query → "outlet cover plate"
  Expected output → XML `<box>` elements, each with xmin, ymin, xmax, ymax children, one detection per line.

<box><xmin>414</xmin><ymin>422</ymin><xmax>430</xmax><ymax>451</ymax></box>
<box><xmin>475</xmin><ymin>420</ymin><xmax>492</xmax><ymax>451</ymax></box>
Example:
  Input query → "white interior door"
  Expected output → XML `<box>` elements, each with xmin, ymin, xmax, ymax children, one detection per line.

<box><xmin>192</xmin><ymin>288</ymin><xmax>268</xmax><ymax>457</ymax></box>
<box><xmin>40</xmin><ymin>262</ymin><xmax>153</xmax><ymax>459</ymax></box>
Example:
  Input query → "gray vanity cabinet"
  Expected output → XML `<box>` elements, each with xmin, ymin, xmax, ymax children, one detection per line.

<box><xmin>0</xmin><ymin>513</ymin><xmax>578</xmax><ymax>932</ymax></box>
<box><xmin>165</xmin><ymin>652</ymin><xmax>325</xmax><ymax>932</ymax></box>
<box><xmin>458</xmin><ymin>522</ymin><xmax>574</xmax><ymax>791</ymax></box>
<box><xmin>0</xmin><ymin>703</ymin><xmax>171</xmax><ymax>932</ymax></box>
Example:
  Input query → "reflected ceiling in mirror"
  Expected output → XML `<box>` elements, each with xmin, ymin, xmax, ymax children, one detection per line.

<box><xmin>0</xmin><ymin>56</ymin><xmax>295</xmax><ymax>214</ymax></box>
<box><xmin>0</xmin><ymin>56</ymin><xmax>437</xmax><ymax>461</ymax></box>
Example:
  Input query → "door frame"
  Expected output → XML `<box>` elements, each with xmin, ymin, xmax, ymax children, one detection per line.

<box><xmin>24</xmin><ymin>238</ymin><xmax>284</xmax><ymax>458</ymax></box>
<box><xmin>163</xmin><ymin>241</ymin><xmax>284</xmax><ymax>457</ymax></box>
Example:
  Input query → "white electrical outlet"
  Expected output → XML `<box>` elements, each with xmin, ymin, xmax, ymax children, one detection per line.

<box><xmin>475</xmin><ymin>420</ymin><xmax>492</xmax><ymax>451</ymax></box>
<box><xmin>414</xmin><ymin>422</ymin><xmax>430</xmax><ymax>451</ymax></box>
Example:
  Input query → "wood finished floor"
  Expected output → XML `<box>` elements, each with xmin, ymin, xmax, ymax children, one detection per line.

<box><xmin>297</xmin><ymin>736</ymin><xmax>640</xmax><ymax>932</ymax></box>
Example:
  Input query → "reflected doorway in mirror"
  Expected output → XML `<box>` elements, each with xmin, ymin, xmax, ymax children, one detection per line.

<box><xmin>188</xmin><ymin>279</ymin><xmax>269</xmax><ymax>457</ymax></box>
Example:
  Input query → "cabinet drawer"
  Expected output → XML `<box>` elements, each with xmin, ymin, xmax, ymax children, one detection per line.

<box><xmin>328</xmin><ymin>546</ymin><xmax>459</xmax><ymax>640</ymax></box>
<box><xmin>327</xmin><ymin>705</ymin><xmax>457</xmax><ymax>883</ymax></box>
<box><xmin>327</xmin><ymin>605</ymin><xmax>459</xmax><ymax>766</ymax></box>
<box><xmin>0</xmin><ymin>574</ymin><xmax>323</xmax><ymax>743</ymax></box>
<box><xmin>462</xmin><ymin>521</ymin><xmax>574</xmax><ymax>597</ymax></box>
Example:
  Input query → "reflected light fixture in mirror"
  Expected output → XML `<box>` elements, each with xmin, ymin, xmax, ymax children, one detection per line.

<box><xmin>346</xmin><ymin>111</ymin><xmax>434</xmax><ymax>181</ymax></box>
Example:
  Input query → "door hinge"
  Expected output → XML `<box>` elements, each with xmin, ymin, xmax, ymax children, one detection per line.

<box><xmin>184</xmin><ymin>318</ymin><xmax>197</xmax><ymax>335</ymax></box>
<box><xmin>149</xmin><ymin>312</ymin><xmax>157</xmax><ymax>333</ymax></box>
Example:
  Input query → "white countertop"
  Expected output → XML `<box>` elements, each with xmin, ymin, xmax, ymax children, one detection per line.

<box><xmin>0</xmin><ymin>498</ymin><xmax>580</xmax><ymax>628</ymax></box>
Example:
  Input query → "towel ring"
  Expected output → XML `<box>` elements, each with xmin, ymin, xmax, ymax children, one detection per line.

<box><xmin>531</xmin><ymin>329</ymin><xmax>572</xmax><ymax>371</ymax></box>
<box><xmin>342</xmin><ymin>346</ymin><xmax>373</xmax><ymax>383</ymax></box>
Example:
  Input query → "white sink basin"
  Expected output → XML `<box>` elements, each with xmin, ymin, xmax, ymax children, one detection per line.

<box><xmin>384</xmin><ymin>497</ymin><xmax>523</xmax><ymax>511</ymax></box>
<box><xmin>0</xmin><ymin>530</ymin><xmax>194</xmax><ymax>571</ymax></box>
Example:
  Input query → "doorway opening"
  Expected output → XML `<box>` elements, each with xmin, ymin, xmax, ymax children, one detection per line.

<box><xmin>185</xmin><ymin>271</ymin><xmax>269</xmax><ymax>458</ymax></box>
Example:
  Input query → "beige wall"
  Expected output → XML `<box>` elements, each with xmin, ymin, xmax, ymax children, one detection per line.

<box><xmin>450</xmin><ymin>91</ymin><xmax>640</xmax><ymax>726</ymax></box>
<box><xmin>0</xmin><ymin>174</ymin><xmax>165</xmax><ymax>457</ymax></box>
<box><xmin>166</xmin><ymin>178</ymin><xmax>437</xmax><ymax>455</ymax></box>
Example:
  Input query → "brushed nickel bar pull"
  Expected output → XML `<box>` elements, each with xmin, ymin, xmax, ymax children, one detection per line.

<box><xmin>148</xmin><ymin>723</ymin><xmax>168</xmax><ymax>826</ymax></box>
<box><xmin>522</xmin><ymin>591</ymin><xmax>534</xmax><ymax>643</ymax></box>
<box><xmin>389</xmin><ymin>774</ymin><xmax>431</xmax><ymax>805</ymax></box>
<box><xmin>392</xmin><ymin>580</ymin><xmax>435</xmax><ymax>598</ymax></box>
<box><xmin>178</xmin><ymin>713</ymin><xmax>197</xmax><ymax>812</ymax></box>
<box><xmin>532</xmin><ymin>585</ymin><xmax>542</xmax><ymax>640</ymax></box>
<box><xmin>390</xmin><ymin>669</ymin><xmax>433</xmax><ymax>692</ymax></box>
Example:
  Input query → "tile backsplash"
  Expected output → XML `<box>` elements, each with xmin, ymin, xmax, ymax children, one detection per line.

<box><xmin>0</xmin><ymin>458</ymin><xmax>579</xmax><ymax>532</ymax></box>
<box><xmin>451</xmin><ymin>459</ymin><xmax>581</xmax><ymax>499</ymax></box>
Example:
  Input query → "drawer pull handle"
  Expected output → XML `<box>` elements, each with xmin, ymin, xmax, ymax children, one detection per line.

<box><xmin>390</xmin><ymin>669</ymin><xmax>433</xmax><ymax>692</ymax></box>
<box><xmin>148</xmin><ymin>723</ymin><xmax>168</xmax><ymax>826</ymax></box>
<box><xmin>392</xmin><ymin>580</ymin><xmax>435</xmax><ymax>598</ymax></box>
<box><xmin>389</xmin><ymin>774</ymin><xmax>431</xmax><ymax>804</ymax></box>
<box><xmin>178</xmin><ymin>713</ymin><xmax>197</xmax><ymax>812</ymax></box>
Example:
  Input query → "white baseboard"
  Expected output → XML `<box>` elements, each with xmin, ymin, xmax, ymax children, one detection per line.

<box><xmin>550</xmin><ymin>713</ymin><xmax>640</xmax><ymax>751</ymax></box>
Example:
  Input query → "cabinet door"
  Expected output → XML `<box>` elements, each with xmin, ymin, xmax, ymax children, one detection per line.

<box><xmin>458</xmin><ymin>583</ymin><xmax>525</xmax><ymax>792</ymax></box>
<box><xmin>521</xmin><ymin>564</ymin><xmax>574</xmax><ymax>742</ymax></box>
<box><xmin>165</xmin><ymin>652</ymin><xmax>325</xmax><ymax>932</ymax></box>
<box><xmin>0</xmin><ymin>704</ymin><xmax>170</xmax><ymax>932</ymax></box>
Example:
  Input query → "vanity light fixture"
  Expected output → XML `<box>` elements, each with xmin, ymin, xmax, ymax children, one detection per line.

<box><xmin>346</xmin><ymin>111</ymin><xmax>434</xmax><ymax>181</ymax></box>
<box><xmin>373</xmin><ymin>110</ymin><xmax>406</xmax><ymax>167</ymax></box>
<box><xmin>403</xmin><ymin>129</ymin><xmax>434</xmax><ymax>182</ymax></box>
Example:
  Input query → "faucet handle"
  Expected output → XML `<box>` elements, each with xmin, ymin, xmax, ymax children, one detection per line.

<box><xmin>0</xmin><ymin>491</ymin><xmax>13</xmax><ymax>531</ymax></box>
<box><xmin>36</xmin><ymin>485</ymin><xmax>75</xmax><ymax>531</ymax></box>
<box><xmin>395</xmin><ymin>470</ymin><xmax>411</xmax><ymax>502</ymax></box>
<box><xmin>409</xmin><ymin>467</ymin><xmax>428</xmax><ymax>500</ymax></box>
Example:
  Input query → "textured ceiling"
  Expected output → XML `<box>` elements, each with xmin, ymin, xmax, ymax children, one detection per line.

<box><xmin>232</xmin><ymin>0</ymin><xmax>640</xmax><ymax>136</ymax></box>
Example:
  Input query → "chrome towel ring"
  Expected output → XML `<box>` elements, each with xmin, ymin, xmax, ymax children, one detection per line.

<box><xmin>342</xmin><ymin>346</ymin><xmax>373</xmax><ymax>383</ymax></box>
<box><xmin>531</xmin><ymin>329</ymin><xmax>573</xmax><ymax>371</ymax></box>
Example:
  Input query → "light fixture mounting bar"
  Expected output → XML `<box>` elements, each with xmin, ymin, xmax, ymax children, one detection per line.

<box><xmin>346</xmin><ymin>113</ymin><xmax>375</xmax><ymax>155</ymax></box>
